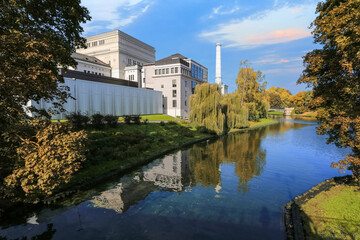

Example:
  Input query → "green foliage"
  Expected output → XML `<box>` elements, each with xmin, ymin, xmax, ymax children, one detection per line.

<box><xmin>91</xmin><ymin>113</ymin><xmax>104</xmax><ymax>129</ymax></box>
<box><xmin>104</xmin><ymin>115</ymin><xmax>118</xmax><ymax>127</ymax></box>
<box><xmin>189</xmin><ymin>83</ymin><xmax>225</xmax><ymax>135</ymax></box>
<box><xmin>222</xmin><ymin>93</ymin><xmax>249</xmax><ymax>129</ymax></box>
<box><xmin>236</xmin><ymin>61</ymin><xmax>269</xmax><ymax>121</ymax></box>
<box><xmin>268</xmin><ymin>93</ymin><xmax>283</xmax><ymax>108</ymax></box>
<box><xmin>297</xmin><ymin>0</ymin><xmax>360</xmax><ymax>180</ymax></box>
<box><xmin>123</xmin><ymin>115</ymin><xmax>141</xmax><ymax>125</ymax></box>
<box><xmin>66</xmin><ymin>112</ymin><xmax>89</xmax><ymax>129</ymax></box>
<box><xmin>3</xmin><ymin>120</ymin><xmax>87</xmax><ymax>200</ymax></box>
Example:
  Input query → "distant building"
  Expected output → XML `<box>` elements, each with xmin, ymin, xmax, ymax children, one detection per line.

<box><xmin>142</xmin><ymin>54</ymin><xmax>208</xmax><ymax>118</ymax></box>
<box><xmin>76</xmin><ymin>30</ymin><xmax>155</xmax><ymax>81</ymax></box>
<box><xmin>70</xmin><ymin>52</ymin><xmax>111</xmax><ymax>77</ymax></box>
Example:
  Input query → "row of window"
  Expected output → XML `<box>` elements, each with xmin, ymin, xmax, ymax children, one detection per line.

<box><xmin>127</xmin><ymin>58</ymin><xmax>142</xmax><ymax>66</ymax></box>
<box><xmin>86</xmin><ymin>40</ymin><xmax>105</xmax><ymax>48</ymax></box>
<box><xmin>155</xmin><ymin>67</ymin><xmax>179</xmax><ymax>75</ymax></box>
<box><xmin>84</xmin><ymin>70</ymin><xmax>105</xmax><ymax>76</ymax></box>
<box><xmin>129</xmin><ymin>75</ymin><xmax>135</xmax><ymax>81</ymax></box>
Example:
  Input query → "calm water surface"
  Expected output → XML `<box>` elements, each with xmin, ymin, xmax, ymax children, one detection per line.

<box><xmin>0</xmin><ymin>118</ymin><xmax>351</xmax><ymax>239</ymax></box>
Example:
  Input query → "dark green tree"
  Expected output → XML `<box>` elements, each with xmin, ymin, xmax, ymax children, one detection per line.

<box><xmin>298</xmin><ymin>0</ymin><xmax>360</xmax><ymax>181</ymax></box>
<box><xmin>268</xmin><ymin>93</ymin><xmax>283</xmax><ymax>109</ymax></box>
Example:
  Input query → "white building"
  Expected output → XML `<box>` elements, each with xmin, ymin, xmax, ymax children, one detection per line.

<box><xmin>142</xmin><ymin>54</ymin><xmax>208</xmax><ymax>118</ymax></box>
<box><xmin>70</xmin><ymin>52</ymin><xmax>112</xmax><ymax>77</ymax></box>
<box><xmin>76</xmin><ymin>30</ymin><xmax>155</xmax><ymax>80</ymax></box>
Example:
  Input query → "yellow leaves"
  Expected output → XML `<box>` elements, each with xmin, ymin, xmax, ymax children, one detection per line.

<box><xmin>4</xmin><ymin>121</ymin><xmax>87</xmax><ymax>199</ymax></box>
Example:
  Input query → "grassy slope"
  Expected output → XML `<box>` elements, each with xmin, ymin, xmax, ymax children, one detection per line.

<box><xmin>65</xmin><ymin>123</ymin><xmax>210</xmax><ymax>189</ymax></box>
<box><xmin>299</xmin><ymin>182</ymin><xmax>360</xmax><ymax>239</ymax></box>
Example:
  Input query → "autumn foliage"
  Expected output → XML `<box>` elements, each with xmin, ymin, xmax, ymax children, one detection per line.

<box><xmin>298</xmin><ymin>0</ymin><xmax>360</xmax><ymax>181</ymax></box>
<box><xmin>4</xmin><ymin>121</ymin><xmax>87</xmax><ymax>200</ymax></box>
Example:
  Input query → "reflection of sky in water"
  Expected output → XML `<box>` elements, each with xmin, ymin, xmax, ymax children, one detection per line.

<box><xmin>0</xmin><ymin>119</ymin><xmax>351</xmax><ymax>240</ymax></box>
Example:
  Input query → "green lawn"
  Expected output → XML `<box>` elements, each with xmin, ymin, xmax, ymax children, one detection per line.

<box><xmin>300</xmin><ymin>181</ymin><xmax>360</xmax><ymax>239</ymax></box>
<box><xmin>268</xmin><ymin>111</ymin><xmax>283</xmax><ymax>115</ymax></box>
<box><xmin>118</xmin><ymin>114</ymin><xmax>176</xmax><ymax>122</ymax></box>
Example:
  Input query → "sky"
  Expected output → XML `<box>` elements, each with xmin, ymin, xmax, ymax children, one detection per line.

<box><xmin>81</xmin><ymin>0</ymin><xmax>321</xmax><ymax>94</ymax></box>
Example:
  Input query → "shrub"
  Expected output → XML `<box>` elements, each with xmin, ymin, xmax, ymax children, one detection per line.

<box><xmin>294</xmin><ymin>107</ymin><xmax>307</xmax><ymax>114</ymax></box>
<box><xmin>123</xmin><ymin>115</ymin><xmax>141</xmax><ymax>124</ymax></box>
<box><xmin>160</xmin><ymin>121</ymin><xmax>165</xmax><ymax>126</ymax></box>
<box><xmin>133</xmin><ymin>115</ymin><xmax>141</xmax><ymax>125</ymax></box>
<box><xmin>4</xmin><ymin>120</ymin><xmax>87</xmax><ymax>200</ymax></box>
<box><xmin>66</xmin><ymin>112</ymin><xmax>89</xmax><ymax>129</ymax></box>
<box><xmin>91</xmin><ymin>113</ymin><xmax>104</xmax><ymax>129</ymax></box>
<box><xmin>104</xmin><ymin>115</ymin><xmax>118</xmax><ymax>127</ymax></box>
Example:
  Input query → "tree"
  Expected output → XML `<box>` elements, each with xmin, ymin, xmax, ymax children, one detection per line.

<box><xmin>266</xmin><ymin>87</ymin><xmax>293</xmax><ymax>107</ymax></box>
<box><xmin>189</xmin><ymin>83</ymin><xmax>225</xmax><ymax>135</ymax></box>
<box><xmin>236</xmin><ymin>61</ymin><xmax>268</xmax><ymax>121</ymax></box>
<box><xmin>0</xmin><ymin>0</ymin><xmax>91</xmax><ymax>130</ymax></box>
<box><xmin>298</xmin><ymin>0</ymin><xmax>360</xmax><ymax>181</ymax></box>
<box><xmin>268</xmin><ymin>93</ymin><xmax>283</xmax><ymax>109</ymax></box>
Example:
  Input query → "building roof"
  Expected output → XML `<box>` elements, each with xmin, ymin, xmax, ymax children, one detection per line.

<box><xmin>155</xmin><ymin>53</ymin><xmax>189</xmax><ymax>67</ymax></box>
<box><xmin>71</xmin><ymin>52</ymin><xmax>110</xmax><ymax>67</ymax></box>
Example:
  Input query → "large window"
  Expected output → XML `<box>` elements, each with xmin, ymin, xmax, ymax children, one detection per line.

<box><xmin>92</xmin><ymin>41</ymin><xmax>97</xmax><ymax>47</ymax></box>
<box><xmin>166</xmin><ymin>68</ymin><xmax>169</xmax><ymax>74</ymax></box>
<box><xmin>173</xmin><ymin>100</ymin><xmax>177</xmax><ymax>108</ymax></box>
<box><xmin>99</xmin><ymin>40</ymin><xmax>105</xmax><ymax>45</ymax></box>
<box><xmin>162</xmin><ymin>69</ymin><xmax>165</xmax><ymax>74</ymax></box>
<box><xmin>172</xmin><ymin>79</ymin><xmax>177</xmax><ymax>87</ymax></box>
<box><xmin>128</xmin><ymin>59</ymin><xmax>132</xmax><ymax>65</ymax></box>
<box><xmin>175</xmin><ymin>67</ymin><xmax>178</xmax><ymax>73</ymax></box>
<box><xmin>173</xmin><ymin>90</ymin><xmax>177</xmax><ymax>97</ymax></box>
<box><xmin>171</xmin><ymin>68</ymin><xmax>174</xmax><ymax>74</ymax></box>
<box><xmin>155</xmin><ymin>69</ymin><xmax>158</xmax><ymax>75</ymax></box>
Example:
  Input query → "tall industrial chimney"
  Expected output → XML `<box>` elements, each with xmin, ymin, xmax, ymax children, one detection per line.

<box><xmin>215</xmin><ymin>43</ymin><xmax>222</xmax><ymax>85</ymax></box>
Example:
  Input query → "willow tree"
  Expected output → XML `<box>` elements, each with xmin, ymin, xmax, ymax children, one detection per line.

<box><xmin>221</xmin><ymin>93</ymin><xmax>249</xmax><ymax>129</ymax></box>
<box><xmin>189</xmin><ymin>83</ymin><xmax>225</xmax><ymax>135</ymax></box>
<box><xmin>236</xmin><ymin>61</ymin><xmax>269</xmax><ymax>121</ymax></box>
<box><xmin>298</xmin><ymin>0</ymin><xmax>360</xmax><ymax>181</ymax></box>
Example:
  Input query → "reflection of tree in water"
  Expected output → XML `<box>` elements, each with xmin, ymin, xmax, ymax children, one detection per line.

<box><xmin>189</xmin><ymin>141</ymin><xmax>224</xmax><ymax>188</ymax></box>
<box><xmin>189</xmin><ymin>127</ymin><xmax>268</xmax><ymax>193</ymax></box>
<box><xmin>0</xmin><ymin>224</ymin><xmax>56</xmax><ymax>240</ymax></box>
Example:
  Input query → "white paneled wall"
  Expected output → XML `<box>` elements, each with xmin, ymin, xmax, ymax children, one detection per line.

<box><xmin>31</xmin><ymin>78</ymin><xmax>162</xmax><ymax>119</ymax></box>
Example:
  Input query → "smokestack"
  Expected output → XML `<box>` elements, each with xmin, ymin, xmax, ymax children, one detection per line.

<box><xmin>215</xmin><ymin>43</ymin><xmax>222</xmax><ymax>85</ymax></box>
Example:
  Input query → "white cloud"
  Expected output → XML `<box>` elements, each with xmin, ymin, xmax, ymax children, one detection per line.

<box><xmin>82</xmin><ymin>0</ymin><xmax>152</xmax><ymax>34</ymax></box>
<box><xmin>254</xmin><ymin>55</ymin><xmax>302</xmax><ymax>65</ymax></box>
<box><xmin>200</xmin><ymin>3</ymin><xmax>317</xmax><ymax>49</ymax></box>
<box><xmin>209</xmin><ymin>5</ymin><xmax>241</xmax><ymax>18</ymax></box>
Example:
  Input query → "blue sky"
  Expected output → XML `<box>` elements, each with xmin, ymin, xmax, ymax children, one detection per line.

<box><xmin>81</xmin><ymin>0</ymin><xmax>320</xmax><ymax>94</ymax></box>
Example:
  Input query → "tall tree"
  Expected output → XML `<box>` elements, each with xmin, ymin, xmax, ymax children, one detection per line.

<box><xmin>236</xmin><ymin>61</ymin><xmax>268</xmax><ymax>121</ymax></box>
<box><xmin>266</xmin><ymin>87</ymin><xmax>293</xmax><ymax>107</ymax></box>
<box><xmin>0</xmin><ymin>0</ymin><xmax>91</xmax><ymax>131</ymax></box>
<box><xmin>298</xmin><ymin>0</ymin><xmax>360</xmax><ymax>180</ymax></box>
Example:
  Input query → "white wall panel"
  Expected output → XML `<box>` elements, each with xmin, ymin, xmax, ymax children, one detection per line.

<box><xmin>31</xmin><ymin>77</ymin><xmax>162</xmax><ymax>119</ymax></box>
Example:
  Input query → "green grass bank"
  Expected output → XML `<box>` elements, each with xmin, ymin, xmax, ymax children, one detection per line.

<box><xmin>285</xmin><ymin>176</ymin><xmax>360</xmax><ymax>240</ymax></box>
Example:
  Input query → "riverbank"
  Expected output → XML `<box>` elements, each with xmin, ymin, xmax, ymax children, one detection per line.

<box><xmin>0</xmin><ymin>118</ymin><xmax>278</xmax><ymax>219</ymax></box>
<box><xmin>285</xmin><ymin>176</ymin><xmax>360</xmax><ymax>239</ymax></box>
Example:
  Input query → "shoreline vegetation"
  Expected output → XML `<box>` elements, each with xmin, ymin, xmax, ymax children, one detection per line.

<box><xmin>0</xmin><ymin>117</ymin><xmax>278</xmax><ymax>220</ymax></box>
<box><xmin>285</xmin><ymin>176</ymin><xmax>360</xmax><ymax>239</ymax></box>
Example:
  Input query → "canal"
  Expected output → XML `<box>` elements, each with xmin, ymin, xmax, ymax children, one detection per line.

<box><xmin>0</xmin><ymin>118</ymin><xmax>351</xmax><ymax>239</ymax></box>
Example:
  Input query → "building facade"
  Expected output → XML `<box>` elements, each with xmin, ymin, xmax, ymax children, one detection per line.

<box><xmin>76</xmin><ymin>30</ymin><xmax>155</xmax><ymax>80</ymax></box>
<box><xmin>142</xmin><ymin>54</ymin><xmax>208</xmax><ymax>118</ymax></box>
<box><xmin>70</xmin><ymin>52</ymin><xmax>112</xmax><ymax>77</ymax></box>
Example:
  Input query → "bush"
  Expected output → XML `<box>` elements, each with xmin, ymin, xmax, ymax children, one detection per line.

<box><xmin>104</xmin><ymin>115</ymin><xmax>118</xmax><ymax>127</ymax></box>
<box><xmin>3</xmin><ymin>120</ymin><xmax>87</xmax><ymax>200</ymax></box>
<box><xmin>123</xmin><ymin>115</ymin><xmax>141</xmax><ymax>124</ymax></box>
<box><xmin>66</xmin><ymin>112</ymin><xmax>89</xmax><ymax>129</ymax></box>
<box><xmin>160</xmin><ymin>121</ymin><xmax>165</xmax><ymax>126</ymax></box>
<box><xmin>91</xmin><ymin>113</ymin><xmax>104</xmax><ymax>129</ymax></box>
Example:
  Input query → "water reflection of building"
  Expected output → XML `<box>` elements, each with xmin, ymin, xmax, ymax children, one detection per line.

<box><xmin>91</xmin><ymin>151</ymin><xmax>191</xmax><ymax>213</ymax></box>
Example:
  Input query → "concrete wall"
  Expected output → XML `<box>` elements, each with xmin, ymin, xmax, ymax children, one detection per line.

<box><xmin>30</xmin><ymin>78</ymin><xmax>163</xmax><ymax>119</ymax></box>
